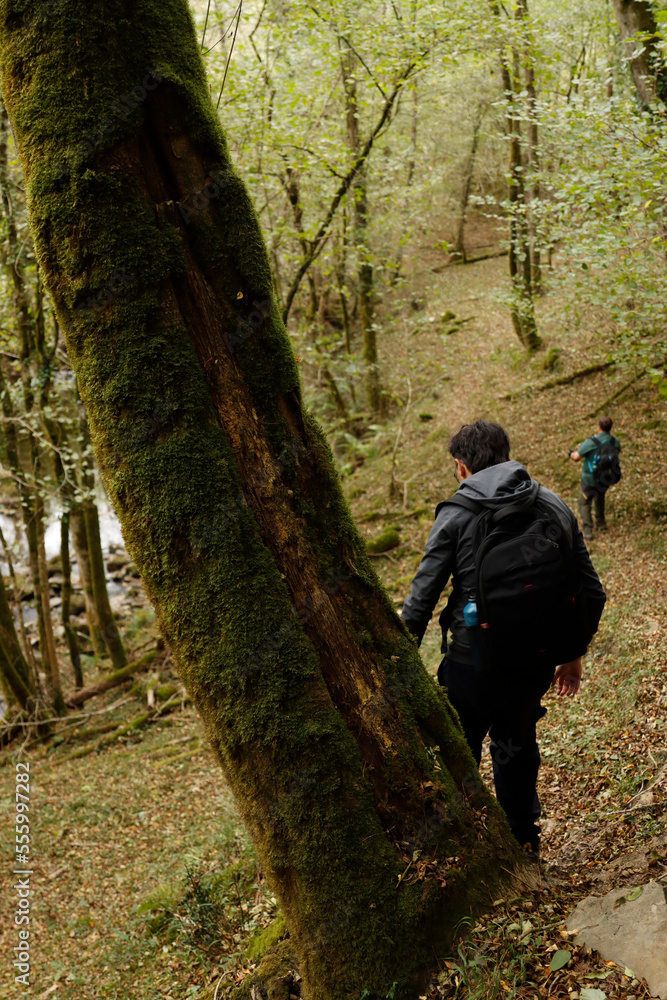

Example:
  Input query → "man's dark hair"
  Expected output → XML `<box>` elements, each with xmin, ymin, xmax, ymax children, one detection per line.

<box><xmin>448</xmin><ymin>420</ymin><xmax>511</xmax><ymax>474</ymax></box>
<box><xmin>598</xmin><ymin>416</ymin><xmax>613</xmax><ymax>433</ymax></box>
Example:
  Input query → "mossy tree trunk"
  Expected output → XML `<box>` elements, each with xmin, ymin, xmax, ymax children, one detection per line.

<box><xmin>0</xmin><ymin>3</ymin><xmax>524</xmax><ymax>996</ymax></box>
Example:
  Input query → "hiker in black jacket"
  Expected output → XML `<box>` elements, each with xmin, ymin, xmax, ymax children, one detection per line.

<box><xmin>401</xmin><ymin>421</ymin><xmax>606</xmax><ymax>856</ymax></box>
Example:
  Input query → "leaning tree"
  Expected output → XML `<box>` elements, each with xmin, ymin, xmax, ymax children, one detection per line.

<box><xmin>0</xmin><ymin>1</ymin><xmax>527</xmax><ymax>996</ymax></box>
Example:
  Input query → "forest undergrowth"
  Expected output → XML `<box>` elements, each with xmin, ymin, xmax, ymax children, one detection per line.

<box><xmin>0</xmin><ymin>257</ymin><xmax>665</xmax><ymax>1000</ymax></box>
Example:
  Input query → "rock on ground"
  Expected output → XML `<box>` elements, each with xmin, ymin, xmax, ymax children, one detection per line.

<box><xmin>566</xmin><ymin>880</ymin><xmax>667</xmax><ymax>999</ymax></box>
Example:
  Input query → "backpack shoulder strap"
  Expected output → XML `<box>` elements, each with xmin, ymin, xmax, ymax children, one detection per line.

<box><xmin>439</xmin><ymin>493</ymin><xmax>483</xmax><ymax>517</ymax></box>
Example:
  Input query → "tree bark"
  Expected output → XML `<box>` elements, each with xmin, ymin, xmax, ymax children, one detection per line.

<box><xmin>0</xmin><ymin>3</ymin><xmax>524</xmax><ymax>996</ymax></box>
<box><xmin>611</xmin><ymin>0</ymin><xmax>667</xmax><ymax>105</ymax></box>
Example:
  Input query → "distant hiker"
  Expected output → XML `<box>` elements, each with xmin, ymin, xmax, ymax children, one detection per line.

<box><xmin>569</xmin><ymin>416</ymin><xmax>622</xmax><ymax>541</ymax></box>
<box><xmin>401</xmin><ymin>420</ymin><xmax>606</xmax><ymax>858</ymax></box>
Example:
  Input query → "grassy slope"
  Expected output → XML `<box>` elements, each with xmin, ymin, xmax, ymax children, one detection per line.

<box><xmin>0</xmin><ymin>256</ymin><xmax>666</xmax><ymax>1000</ymax></box>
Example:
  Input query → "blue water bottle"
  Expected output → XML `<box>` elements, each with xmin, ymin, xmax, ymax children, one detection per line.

<box><xmin>463</xmin><ymin>597</ymin><xmax>479</xmax><ymax>629</ymax></box>
<box><xmin>463</xmin><ymin>594</ymin><xmax>485</xmax><ymax>671</ymax></box>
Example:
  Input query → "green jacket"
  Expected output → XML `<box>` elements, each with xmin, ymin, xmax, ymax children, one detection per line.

<box><xmin>577</xmin><ymin>432</ymin><xmax>621</xmax><ymax>488</ymax></box>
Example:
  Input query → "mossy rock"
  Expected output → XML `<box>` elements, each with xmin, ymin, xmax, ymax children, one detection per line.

<box><xmin>156</xmin><ymin>683</ymin><xmax>179</xmax><ymax>702</ymax></box>
<box><xmin>245</xmin><ymin>913</ymin><xmax>288</xmax><ymax>962</ymax></box>
<box><xmin>366</xmin><ymin>526</ymin><xmax>400</xmax><ymax>553</ymax></box>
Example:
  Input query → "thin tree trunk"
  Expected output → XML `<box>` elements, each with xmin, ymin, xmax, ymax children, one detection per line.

<box><xmin>343</xmin><ymin>48</ymin><xmax>382</xmax><ymax>416</ymax></box>
<box><xmin>500</xmin><ymin>35</ymin><xmax>540</xmax><ymax>353</ymax></box>
<box><xmin>336</xmin><ymin>205</ymin><xmax>353</xmax><ymax>358</ymax></box>
<box><xmin>0</xmin><ymin>5</ymin><xmax>524</xmax><ymax>996</ymax></box>
<box><xmin>83</xmin><ymin>499</ymin><xmax>126</xmax><ymax>669</ymax></box>
<box><xmin>315</xmin><ymin>287</ymin><xmax>349</xmax><ymax>422</ymax></box>
<box><xmin>0</xmin><ymin>522</ymin><xmax>36</xmax><ymax>676</ymax></box>
<box><xmin>281</xmin><ymin>166</ymin><xmax>318</xmax><ymax>325</ymax></box>
<box><xmin>0</xmin><ymin>570</ymin><xmax>35</xmax><ymax>711</ymax></box>
<box><xmin>517</xmin><ymin>0</ymin><xmax>542</xmax><ymax>295</ymax></box>
<box><xmin>60</xmin><ymin>512</ymin><xmax>83</xmax><ymax>688</ymax></box>
<box><xmin>70</xmin><ymin>507</ymin><xmax>105</xmax><ymax>656</ymax></box>
<box><xmin>391</xmin><ymin>79</ymin><xmax>419</xmax><ymax>281</ymax></box>
<box><xmin>78</xmin><ymin>408</ymin><xmax>126</xmax><ymax>669</ymax></box>
<box><xmin>453</xmin><ymin>102</ymin><xmax>484</xmax><ymax>264</ymax></box>
<box><xmin>35</xmin><ymin>486</ymin><xmax>64</xmax><ymax>711</ymax></box>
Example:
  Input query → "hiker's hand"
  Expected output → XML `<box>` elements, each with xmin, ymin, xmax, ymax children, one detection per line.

<box><xmin>553</xmin><ymin>658</ymin><xmax>582</xmax><ymax>696</ymax></box>
<box><xmin>569</xmin><ymin>450</ymin><xmax>581</xmax><ymax>462</ymax></box>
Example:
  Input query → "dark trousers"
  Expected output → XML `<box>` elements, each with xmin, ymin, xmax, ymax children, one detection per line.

<box><xmin>439</xmin><ymin>658</ymin><xmax>554</xmax><ymax>851</ymax></box>
<box><xmin>578</xmin><ymin>485</ymin><xmax>606</xmax><ymax>532</ymax></box>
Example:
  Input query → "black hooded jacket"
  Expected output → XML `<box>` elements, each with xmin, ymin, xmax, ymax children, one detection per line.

<box><xmin>401</xmin><ymin>461</ymin><xmax>607</xmax><ymax>664</ymax></box>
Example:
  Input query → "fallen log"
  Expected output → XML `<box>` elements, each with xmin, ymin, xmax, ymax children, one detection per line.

<box><xmin>65</xmin><ymin>648</ymin><xmax>159</xmax><ymax>708</ymax></box>
<box><xmin>587</xmin><ymin>368</ymin><xmax>648</xmax><ymax>417</ymax></box>
<box><xmin>432</xmin><ymin>248</ymin><xmax>508</xmax><ymax>273</ymax></box>
<box><xmin>501</xmin><ymin>361</ymin><xmax>613</xmax><ymax>400</ymax></box>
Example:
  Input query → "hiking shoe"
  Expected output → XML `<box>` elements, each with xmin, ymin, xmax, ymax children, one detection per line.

<box><xmin>582</xmin><ymin>526</ymin><xmax>593</xmax><ymax>541</ymax></box>
<box><xmin>521</xmin><ymin>842</ymin><xmax>540</xmax><ymax>864</ymax></box>
<box><xmin>596</xmin><ymin>523</ymin><xmax>607</xmax><ymax>532</ymax></box>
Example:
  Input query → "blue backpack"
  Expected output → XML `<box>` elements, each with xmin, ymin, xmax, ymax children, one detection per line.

<box><xmin>591</xmin><ymin>436</ymin><xmax>621</xmax><ymax>489</ymax></box>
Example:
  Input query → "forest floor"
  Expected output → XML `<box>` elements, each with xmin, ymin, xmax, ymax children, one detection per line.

<box><xmin>1</xmin><ymin>256</ymin><xmax>666</xmax><ymax>1000</ymax></box>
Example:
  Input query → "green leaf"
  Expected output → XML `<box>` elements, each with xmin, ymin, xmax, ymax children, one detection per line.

<box><xmin>626</xmin><ymin>886</ymin><xmax>643</xmax><ymax>901</ymax></box>
<box><xmin>580</xmin><ymin>990</ymin><xmax>607</xmax><ymax>1000</ymax></box>
<box><xmin>549</xmin><ymin>950</ymin><xmax>571</xmax><ymax>972</ymax></box>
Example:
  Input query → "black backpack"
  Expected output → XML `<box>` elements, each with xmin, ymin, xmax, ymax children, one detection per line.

<box><xmin>591</xmin><ymin>436</ymin><xmax>622</xmax><ymax>489</ymax></box>
<box><xmin>444</xmin><ymin>488</ymin><xmax>589</xmax><ymax>672</ymax></box>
